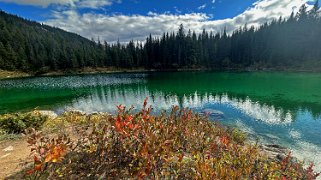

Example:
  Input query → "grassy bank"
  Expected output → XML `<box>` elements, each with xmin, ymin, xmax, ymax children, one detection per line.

<box><xmin>41</xmin><ymin>67</ymin><xmax>151</xmax><ymax>76</ymax></box>
<box><xmin>3</xmin><ymin>66</ymin><xmax>321</xmax><ymax>81</ymax></box>
<box><xmin>0</xmin><ymin>100</ymin><xmax>319</xmax><ymax>179</ymax></box>
<box><xmin>0</xmin><ymin>67</ymin><xmax>209</xmax><ymax>80</ymax></box>
<box><xmin>4</xmin><ymin>65</ymin><xmax>321</xmax><ymax>81</ymax></box>
<box><xmin>0</xmin><ymin>68</ymin><xmax>211</xmax><ymax>82</ymax></box>
<box><xmin>0</xmin><ymin>70</ymin><xmax>30</xmax><ymax>79</ymax></box>
<box><xmin>0</xmin><ymin>68</ymin><xmax>148</xmax><ymax>80</ymax></box>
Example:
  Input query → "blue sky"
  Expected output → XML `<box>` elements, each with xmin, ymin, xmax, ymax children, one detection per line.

<box><xmin>0</xmin><ymin>0</ymin><xmax>313</xmax><ymax>42</ymax></box>
<box><xmin>0</xmin><ymin>0</ymin><xmax>258</xmax><ymax>21</ymax></box>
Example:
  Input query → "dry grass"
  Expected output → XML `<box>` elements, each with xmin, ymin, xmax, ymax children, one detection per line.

<box><xmin>0</xmin><ymin>69</ymin><xmax>30</xmax><ymax>79</ymax></box>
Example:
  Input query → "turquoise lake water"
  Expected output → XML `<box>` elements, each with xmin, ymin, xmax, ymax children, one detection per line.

<box><xmin>0</xmin><ymin>71</ymin><xmax>321</xmax><ymax>170</ymax></box>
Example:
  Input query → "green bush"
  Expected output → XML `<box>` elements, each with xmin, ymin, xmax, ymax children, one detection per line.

<box><xmin>227</xmin><ymin>127</ymin><xmax>247</xmax><ymax>144</ymax></box>
<box><xmin>0</xmin><ymin>111</ymin><xmax>48</xmax><ymax>133</ymax></box>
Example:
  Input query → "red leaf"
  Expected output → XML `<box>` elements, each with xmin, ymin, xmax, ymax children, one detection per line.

<box><xmin>127</xmin><ymin>115</ymin><xmax>133</xmax><ymax>122</ymax></box>
<box><xmin>34</xmin><ymin>155</ymin><xmax>41</xmax><ymax>163</ymax></box>
<box><xmin>117</xmin><ymin>105</ymin><xmax>124</xmax><ymax>112</ymax></box>
<box><xmin>115</xmin><ymin>116</ymin><xmax>122</xmax><ymax>132</ymax></box>
<box><xmin>133</xmin><ymin>124</ymin><xmax>141</xmax><ymax>130</ymax></box>
<box><xmin>25</xmin><ymin>169</ymin><xmax>34</xmax><ymax>175</ymax></box>
<box><xmin>143</xmin><ymin>97</ymin><xmax>148</xmax><ymax>108</ymax></box>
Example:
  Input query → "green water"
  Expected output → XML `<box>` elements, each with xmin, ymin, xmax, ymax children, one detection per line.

<box><xmin>0</xmin><ymin>71</ymin><xmax>321</xmax><ymax>169</ymax></box>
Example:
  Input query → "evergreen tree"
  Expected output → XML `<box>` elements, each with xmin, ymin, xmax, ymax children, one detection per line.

<box><xmin>5</xmin><ymin>43</ymin><xmax>17</xmax><ymax>70</ymax></box>
<box><xmin>1</xmin><ymin>8</ymin><xmax>321</xmax><ymax>73</ymax></box>
<box><xmin>297</xmin><ymin>4</ymin><xmax>308</xmax><ymax>21</ymax></box>
<box><xmin>309</xmin><ymin>0</ymin><xmax>320</xmax><ymax>19</ymax></box>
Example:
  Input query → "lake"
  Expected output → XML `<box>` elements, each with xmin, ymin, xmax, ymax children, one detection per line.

<box><xmin>0</xmin><ymin>71</ymin><xmax>321</xmax><ymax>170</ymax></box>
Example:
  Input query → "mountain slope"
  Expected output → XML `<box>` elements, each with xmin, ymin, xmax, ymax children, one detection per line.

<box><xmin>0</xmin><ymin>10</ymin><xmax>99</xmax><ymax>72</ymax></box>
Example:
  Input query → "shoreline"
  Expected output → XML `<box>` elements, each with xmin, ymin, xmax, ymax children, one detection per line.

<box><xmin>2</xmin><ymin>67</ymin><xmax>321</xmax><ymax>80</ymax></box>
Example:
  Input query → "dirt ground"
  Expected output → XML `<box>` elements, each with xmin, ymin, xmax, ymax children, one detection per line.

<box><xmin>0</xmin><ymin>70</ymin><xmax>30</xmax><ymax>80</ymax></box>
<box><xmin>0</xmin><ymin>138</ymin><xmax>31</xmax><ymax>179</ymax></box>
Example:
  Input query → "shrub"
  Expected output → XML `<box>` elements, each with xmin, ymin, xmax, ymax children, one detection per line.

<box><xmin>0</xmin><ymin>111</ymin><xmax>48</xmax><ymax>134</ymax></box>
<box><xmin>22</xmin><ymin>99</ymin><xmax>320</xmax><ymax>179</ymax></box>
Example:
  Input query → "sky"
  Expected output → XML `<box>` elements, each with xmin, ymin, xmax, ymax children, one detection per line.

<box><xmin>0</xmin><ymin>0</ymin><xmax>317</xmax><ymax>43</ymax></box>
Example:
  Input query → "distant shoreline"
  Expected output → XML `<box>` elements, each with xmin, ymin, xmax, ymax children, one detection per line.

<box><xmin>2</xmin><ymin>67</ymin><xmax>321</xmax><ymax>80</ymax></box>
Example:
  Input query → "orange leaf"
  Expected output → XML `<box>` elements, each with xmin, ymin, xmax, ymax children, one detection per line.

<box><xmin>138</xmin><ymin>171</ymin><xmax>147</xmax><ymax>179</ymax></box>
<box><xmin>140</xmin><ymin>144</ymin><xmax>148</xmax><ymax>156</ymax></box>
<box><xmin>34</xmin><ymin>164</ymin><xmax>42</xmax><ymax>171</ymax></box>
<box><xmin>45</xmin><ymin>145</ymin><xmax>66</xmax><ymax>163</ymax></box>
<box><xmin>220</xmin><ymin>136</ymin><xmax>229</xmax><ymax>146</ymax></box>
<box><xmin>45</xmin><ymin>154</ymin><xmax>52</xmax><ymax>163</ymax></box>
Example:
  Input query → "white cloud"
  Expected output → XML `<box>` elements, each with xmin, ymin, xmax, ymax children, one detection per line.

<box><xmin>44</xmin><ymin>0</ymin><xmax>311</xmax><ymax>43</ymax></box>
<box><xmin>0</xmin><ymin>0</ymin><xmax>117</xmax><ymax>8</ymax></box>
<box><xmin>46</xmin><ymin>11</ymin><xmax>210</xmax><ymax>43</ymax></box>
<box><xmin>212</xmin><ymin>0</ymin><xmax>216</xmax><ymax>4</ymax></box>
<box><xmin>174</xmin><ymin>6</ymin><xmax>182</xmax><ymax>14</ymax></box>
<box><xmin>198</xmin><ymin>4</ymin><xmax>207</xmax><ymax>10</ymax></box>
<box><xmin>78</xmin><ymin>0</ymin><xmax>112</xmax><ymax>9</ymax></box>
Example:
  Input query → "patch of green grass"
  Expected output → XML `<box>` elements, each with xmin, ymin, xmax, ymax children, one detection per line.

<box><xmin>0</xmin><ymin>111</ymin><xmax>48</xmax><ymax>134</ymax></box>
<box><xmin>0</xmin><ymin>132</ymin><xmax>21</xmax><ymax>141</ymax></box>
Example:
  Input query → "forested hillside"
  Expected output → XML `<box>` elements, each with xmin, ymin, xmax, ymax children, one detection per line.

<box><xmin>0</xmin><ymin>10</ymin><xmax>102</xmax><ymax>72</ymax></box>
<box><xmin>0</xmin><ymin>1</ymin><xmax>321</xmax><ymax>73</ymax></box>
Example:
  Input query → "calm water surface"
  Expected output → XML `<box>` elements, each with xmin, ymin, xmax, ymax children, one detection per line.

<box><xmin>0</xmin><ymin>72</ymin><xmax>321</xmax><ymax>170</ymax></box>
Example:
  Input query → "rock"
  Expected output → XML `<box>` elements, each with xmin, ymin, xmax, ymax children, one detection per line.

<box><xmin>38</xmin><ymin>110</ymin><xmax>58</xmax><ymax>119</ymax></box>
<box><xmin>276</xmin><ymin>154</ymin><xmax>286</xmax><ymax>161</ymax></box>
<box><xmin>3</xmin><ymin>146</ymin><xmax>14</xmax><ymax>152</ymax></box>
<box><xmin>201</xmin><ymin>109</ymin><xmax>224</xmax><ymax>116</ymax></box>
<box><xmin>66</xmin><ymin>109</ymin><xmax>87</xmax><ymax>115</ymax></box>
<box><xmin>0</xmin><ymin>153</ymin><xmax>11</xmax><ymax>159</ymax></box>
<box><xmin>90</xmin><ymin>112</ymin><xmax>111</xmax><ymax>116</ymax></box>
<box><xmin>270</xmin><ymin>144</ymin><xmax>282</xmax><ymax>148</ymax></box>
<box><xmin>264</xmin><ymin>134</ymin><xmax>280</xmax><ymax>140</ymax></box>
<box><xmin>260</xmin><ymin>144</ymin><xmax>290</xmax><ymax>161</ymax></box>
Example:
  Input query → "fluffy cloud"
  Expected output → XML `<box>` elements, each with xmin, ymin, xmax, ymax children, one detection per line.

<box><xmin>198</xmin><ymin>4</ymin><xmax>207</xmax><ymax>10</ymax></box>
<box><xmin>78</xmin><ymin>0</ymin><xmax>119</xmax><ymax>9</ymax></box>
<box><xmin>0</xmin><ymin>0</ymin><xmax>116</xmax><ymax>8</ymax></box>
<box><xmin>46</xmin><ymin>11</ymin><xmax>210</xmax><ymax>43</ymax></box>
<box><xmin>44</xmin><ymin>0</ymin><xmax>311</xmax><ymax>43</ymax></box>
<box><xmin>222</xmin><ymin>0</ymin><xmax>311</xmax><ymax>28</ymax></box>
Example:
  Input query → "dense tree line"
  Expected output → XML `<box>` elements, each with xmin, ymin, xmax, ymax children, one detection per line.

<box><xmin>0</xmin><ymin>2</ymin><xmax>321</xmax><ymax>73</ymax></box>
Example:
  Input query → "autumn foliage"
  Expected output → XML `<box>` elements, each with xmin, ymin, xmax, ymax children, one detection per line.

<box><xmin>22</xmin><ymin>98</ymin><xmax>320</xmax><ymax>179</ymax></box>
